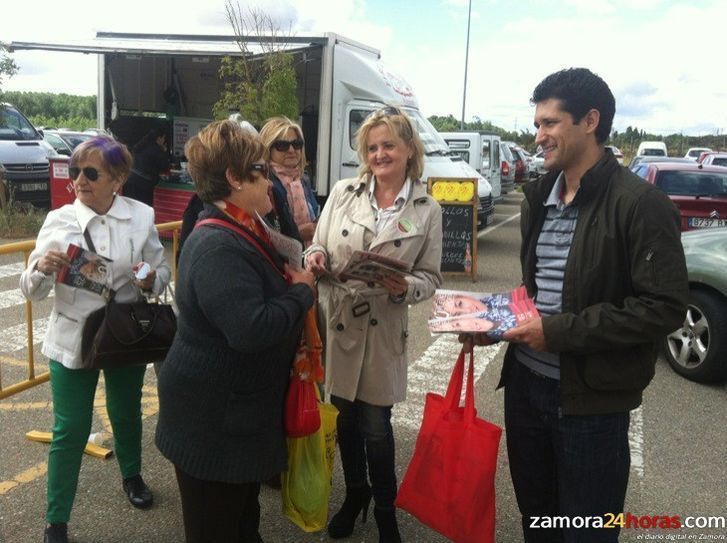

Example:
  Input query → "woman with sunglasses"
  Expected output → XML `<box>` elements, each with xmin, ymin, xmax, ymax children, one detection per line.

<box><xmin>20</xmin><ymin>136</ymin><xmax>170</xmax><ymax>543</ymax></box>
<box><xmin>305</xmin><ymin>106</ymin><xmax>443</xmax><ymax>542</ymax></box>
<box><xmin>155</xmin><ymin>120</ymin><xmax>316</xmax><ymax>543</ymax></box>
<box><xmin>260</xmin><ymin>116</ymin><xmax>319</xmax><ymax>246</ymax></box>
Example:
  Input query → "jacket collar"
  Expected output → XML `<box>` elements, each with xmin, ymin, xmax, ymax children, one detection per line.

<box><xmin>524</xmin><ymin>147</ymin><xmax>620</xmax><ymax>207</ymax></box>
<box><xmin>73</xmin><ymin>195</ymin><xmax>132</xmax><ymax>233</ymax></box>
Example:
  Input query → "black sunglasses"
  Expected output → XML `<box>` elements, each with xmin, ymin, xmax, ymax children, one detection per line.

<box><xmin>248</xmin><ymin>162</ymin><xmax>269</xmax><ymax>178</ymax></box>
<box><xmin>272</xmin><ymin>139</ymin><xmax>304</xmax><ymax>152</ymax></box>
<box><xmin>373</xmin><ymin>106</ymin><xmax>402</xmax><ymax>118</ymax></box>
<box><xmin>69</xmin><ymin>166</ymin><xmax>101</xmax><ymax>181</ymax></box>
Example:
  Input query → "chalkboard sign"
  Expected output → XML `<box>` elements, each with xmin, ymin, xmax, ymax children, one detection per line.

<box><xmin>427</xmin><ymin>178</ymin><xmax>478</xmax><ymax>279</ymax></box>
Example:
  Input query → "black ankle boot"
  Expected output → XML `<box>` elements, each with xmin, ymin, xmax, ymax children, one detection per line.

<box><xmin>327</xmin><ymin>485</ymin><xmax>372</xmax><ymax>539</ymax></box>
<box><xmin>374</xmin><ymin>507</ymin><xmax>401</xmax><ymax>543</ymax></box>
<box><xmin>43</xmin><ymin>522</ymin><xmax>68</xmax><ymax>543</ymax></box>
<box><xmin>123</xmin><ymin>474</ymin><xmax>153</xmax><ymax>509</ymax></box>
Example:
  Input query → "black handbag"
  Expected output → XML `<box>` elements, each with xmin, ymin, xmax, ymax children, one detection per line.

<box><xmin>79</xmin><ymin>229</ymin><xmax>177</xmax><ymax>370</ymax></box>
<box><xmin>81</xmin><ymin>295</ymin><xmax>177</xmax><ymax>370</ymax></box>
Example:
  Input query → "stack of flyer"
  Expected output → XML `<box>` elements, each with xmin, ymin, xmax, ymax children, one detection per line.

<box><xmin>428</xmin><ymin>286</ymin><xmax>539</xmax><ymax>338</ymax></box>
<box><xmin>56</xmin><ymin>244</ymin><xmax>111</xmax><ymax>297</ymax></box>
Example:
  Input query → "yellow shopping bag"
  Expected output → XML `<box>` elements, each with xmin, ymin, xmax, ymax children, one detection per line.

<box><xmin>282</xmin><ymin>393</ymin><xmax>338</xmax><ymax>532</ymax></box>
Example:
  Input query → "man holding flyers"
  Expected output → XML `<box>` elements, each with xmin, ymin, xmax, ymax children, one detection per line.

<box><xmin>465</xmin><ymin>68</ymin><xmax>688</xmax><ymax>542</ymax></box>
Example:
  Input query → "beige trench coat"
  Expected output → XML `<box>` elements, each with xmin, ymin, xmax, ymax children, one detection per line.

<box><xmin>309</xmin><ymin>176</ymin><xmax>443</xmax><ymax>405</ymax></box>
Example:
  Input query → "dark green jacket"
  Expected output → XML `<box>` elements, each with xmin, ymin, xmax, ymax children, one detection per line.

<box><xmin>499</xmin><ymin>150</ymin><xmax>688</xmax><ymax>415</ymax></box>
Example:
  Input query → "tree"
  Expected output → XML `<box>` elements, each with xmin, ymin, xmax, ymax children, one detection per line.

<box><xmin>212</xmin><ymin>1</ymin><xmax>298</xmax><ymax>126</ymax></box>
<box><xmin>0</xmin><ymin>44</ymin><xmax>19</xmax><ymax>94</ymax></box>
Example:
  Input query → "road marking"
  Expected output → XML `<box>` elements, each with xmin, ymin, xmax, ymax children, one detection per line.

<box><xmin>0</xmin><ymin>462</ymin><xmax>48</xmax><ymax>496</ymax></box>
<box><xmin>480</xmin><ymin>212</ymin><xmax>521</xmax><ymax>236</ymax></box>
<box><xmin>0</xmin><ymin>262</ymin><xmax>25</xmax><ymax>279</ymax></box>
<box><xmin>393</xmin><ymin>334</ymin><xmax>503</xmax><ymax>432</ymax></box>
<box><xmin>629</xmin><ymin>406</ymin><xmax>644</xmax><ymax>479</ymax></box>
<box><xmin>0</xmin><ymin>318</ymin><xmax>48</xmax><ymax>353</ymax></box>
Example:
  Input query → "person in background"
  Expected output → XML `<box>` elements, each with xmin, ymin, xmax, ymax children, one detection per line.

<box><xmin>20</xmin><ymin>136</ymin><xmax>170</xmax><ymax>543</ymax></box>
<box><xmin>260</xmin><ymin>116</ymin><xmax>318</xmax><ymax>246</ymax></box>
<box><xmin>464</xmin><ymin>68</ymin><xmax>688</xmax><ymax>542</ymax></box>
<box><xmin>155</xmin><ymin>120</ymin><xmax>316</xmax><ymax>543</ymax></box>
<box><xmin>124</xmin><ymin>128</ymin><xmax>170</xmax><ymax>206</ymax></box>
<box><xmin>305</xmin><ymin>106</ymin><xmax>442</xmax><ymax>543</ymax></box>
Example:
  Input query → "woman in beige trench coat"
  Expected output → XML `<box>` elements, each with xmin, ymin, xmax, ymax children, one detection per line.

<box><xmin>305</xmin><ymin>106</ymin><xmax>443</xmax><ymax>542</ymax></box>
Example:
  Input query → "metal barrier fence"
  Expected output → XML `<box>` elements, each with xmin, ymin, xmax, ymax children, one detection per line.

<box><xmin>0</xmin><ymin>220</ymin><xmax>181</xmax><ymax>400</ymax></box>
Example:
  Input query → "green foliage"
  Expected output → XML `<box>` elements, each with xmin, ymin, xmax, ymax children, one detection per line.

<box><xmin>213</xmin><ymin>51</ymin><xmax>298</xmax><ymax>126</ymax></box>
<box><xmin>0</xmin><ymin>196</ymin><xmax>46</xmax><ymax>238</ymax></box>
<box><xmin>28</xmin><ymin>115</ymin><xmax>96</xmax><ymax>131</ymax></box>
<box><xmin>0</xmin><ymin>91</ymin><xmax>96</xmax><ymax>121</ymax></box>
<box><xmin>428</xmin><ymin>114</ymin><xmax>535</xmax><ymax>149</ymax></box>
<box><xmin>0</xmin><ymin>44</ymin><xmax>19</xmax><ymax>92</ymax></box>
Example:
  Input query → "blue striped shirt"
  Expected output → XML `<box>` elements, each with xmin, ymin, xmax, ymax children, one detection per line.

<box><xmin>515</xmin><ymin>173</ymin><xmax>579</xmax><ymax>380</ymax></box>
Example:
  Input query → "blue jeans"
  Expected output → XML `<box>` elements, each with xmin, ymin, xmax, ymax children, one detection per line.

<box><xmin>504</xmin><ymin>361</ymin><xmax>630</xmax><ymax>543</ymax></box>
<box><xmin>330</xmin><ymin>395</ymin><xmax>397</xmax><ymax>510</ymax></box>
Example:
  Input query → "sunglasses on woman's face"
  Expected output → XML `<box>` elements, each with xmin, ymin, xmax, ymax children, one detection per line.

<box><xmin>69</xmin><ymin>166</ymin><xmax>102</xmax><ymax>181</ymax></box>
<box><xmin>248</xmin><ymin>162</ymin><xmax>269</xmax><ymax>178</ymax></box>
<box><xmin>272</xmin><ymin>139</ymin><xmax>304</xmax><ymax>152</ymax></box>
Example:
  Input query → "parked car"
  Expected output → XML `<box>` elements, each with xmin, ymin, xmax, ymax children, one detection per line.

<box><xmin>605</xmin><ymin>145</ymin><xmax>624</xmax><ymax>164</ymax></box>
<box><xmin>629</xmin><ymin>155</ymin><xmax>693</xmax><ymax>170</ymax></box>
<box><xmin>699</xmin><ymin>152</ymin><xmax>727</xmax><ymax>168</ymax></box>
<box><xmin>0</xmin><ymin>102</ymin><xmax>58</xmax><ymax>208</ymax></box>
<box><xmin>684</xmin><ymin>147</ymin><xmax>712</xmax><ymax>160</ymax></box>
<box><xmin>636</xmin><ymin>140</ymin><xmax>668</xmax><ymax>157</ymax></box>
<box><xmin>529</xmin><ymin>148</ymin><xmax>546</xmax><ymax>178</ymax></box>
<box><xmin>499</xmin><ymin>141</ymin><xmax>516</xmax><ymax>193</ymax></box>
<box><xmin>42</xmin><ymin>129</ymin><xmax>94</xmax><ymax>156</ymax></box>
<box><xmin>664</xmin><ymin>227</ymin><xmax>727</xmax><ymax>382</ymax></box>
<box><xmin>633</xmin><ymin>162</ymin><xmax>727</xmax><ymax>231</ymax></box>
<box><xmin>507</xmin><ymin>144</ymin><xmax>529</xmax><ymax>184</ymax></box>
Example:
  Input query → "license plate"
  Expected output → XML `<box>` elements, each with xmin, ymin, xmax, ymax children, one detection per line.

<box><xmin>20</xmin><ymin>183</ymin><xmax>49</xmax><ymax>192</ymax></box>
<box><xmin>688</xmin><ymin>217</ymin><xmax>727</xmax><ymax>228</ymax></box>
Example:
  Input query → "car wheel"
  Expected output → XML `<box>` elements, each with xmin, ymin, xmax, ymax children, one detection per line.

<box><xmin>663</xmin><ymin>289</ymin><xmax>727</xmax><ymax>383</ymax></box>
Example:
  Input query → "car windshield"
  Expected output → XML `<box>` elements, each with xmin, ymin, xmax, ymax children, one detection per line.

<box><xmin>0</xmin><ymin>106</ymin><xmax>42</xmax><ymax>141</ymax></box>
<box><xmin>60</xmin><ymin>133</ymin><xmax>93</xmax><ymax>149</ymax></box>
<box><xmin>656</xmin><ymin>171</ymin><xmax>727</xmax><ymax>197</ymax></box>
<box><xmin>403</xmin><ymin>109</ymin><xmax>451</xmax><ymax>155</ymax></box>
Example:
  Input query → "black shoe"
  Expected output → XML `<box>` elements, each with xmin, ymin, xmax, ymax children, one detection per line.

<box><xmin>374</xmin><ymin>507</ymin><xmax>401</xmax><ymax>543</ymax></box>
<box><xmin>123</xmin><ymin>474</ymin><xmax>153</xmax><ymax>509</ymax></box>
<box><xmin>327</xmin><ymin>485</ymin><xmax>372</xmax><ymax>539</ymax></box>
<box><xmin>43</xmin><ymin>523</ymin><xmax>68</xmax><ymax>543</ymax></box>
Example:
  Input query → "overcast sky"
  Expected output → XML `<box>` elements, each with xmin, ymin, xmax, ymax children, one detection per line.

<box><xmin>4</xmin><ymin>0</ymin><xmax>726</xmax><ymax>136</ymax></box>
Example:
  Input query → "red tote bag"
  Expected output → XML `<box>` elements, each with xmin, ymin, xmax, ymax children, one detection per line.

<box><xmin>396</xmin><ymin>348</ymin><xmax>502</xmax><ymax>543</ymax></box>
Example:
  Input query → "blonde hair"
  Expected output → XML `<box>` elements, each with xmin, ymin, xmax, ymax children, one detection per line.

<box><xmin>259</xmin><ymin>116</ymin><xmax>307</xmax><ymax>176</ymax></box>
<box><xmin>355</xmin><ymin>106</ymin><xmax>424</xmax><ymax>181</ymax></box>
<box><xmin>185</xmin><ymin>120</ymin><xmax>265</xmax><ymax>203</ymax></box>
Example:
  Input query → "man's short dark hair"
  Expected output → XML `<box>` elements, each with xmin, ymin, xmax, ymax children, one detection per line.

<box><xmin>531</xmin><ymin>68</ymin><xmax>615</xmax><ymax>144</ymax></box>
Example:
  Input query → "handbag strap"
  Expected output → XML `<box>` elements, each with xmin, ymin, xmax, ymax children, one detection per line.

<box><xmin>444</xmin><ymin>347</ymin><xmax>476</xmax><ymax>423</ymax></box>
<box><xmin>195</xmin><ymin>218</ymin><xmax>290</xmax><ymax>282</ymax></box>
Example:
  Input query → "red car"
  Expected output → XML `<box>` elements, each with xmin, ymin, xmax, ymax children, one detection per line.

<box><xmin>633</xmin><ymin>162</ymin><xmax>727</xmax><ymax>231</ymax></box>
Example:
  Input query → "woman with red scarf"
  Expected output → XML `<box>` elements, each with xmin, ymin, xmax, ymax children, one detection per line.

<box><xmin>260</xmin><ymin>117</ymin><xmax>319</xmax><ymax>247</ymax></box>
<box><xmin>155</xmin><ymin>120</ymin><xmax>316</xmax><ymax>543</ymax></box>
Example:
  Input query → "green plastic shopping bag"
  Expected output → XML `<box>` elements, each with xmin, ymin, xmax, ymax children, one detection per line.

<box><xmin>282</xmin><ymin>391</ymin><xmax>339</xmax><ymax>532</ymax></box>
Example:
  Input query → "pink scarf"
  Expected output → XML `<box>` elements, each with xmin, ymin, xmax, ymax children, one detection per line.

<box><xmin>270</xmin><ymin>162</ymin><xmax>313</xmax><ymax>229</ymax></box>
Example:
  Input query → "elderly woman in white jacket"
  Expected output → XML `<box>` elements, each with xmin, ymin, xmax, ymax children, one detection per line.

<box><xmin>305</xmin><ymin>106</ymin><xmax>442</xmax><ymax>543</ymax></box>
<box><xmin>20</xmin><ymin>136</ymin><xmax>170</xmax><ymax>543</ymax></box>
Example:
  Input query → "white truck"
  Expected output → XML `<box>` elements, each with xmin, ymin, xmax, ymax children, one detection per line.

<box><xmin>440</xmin><ymin>132</ymin><xmax>503</xmax><ymax>201</ymax></box>
<box><xmin>8</xmin><ymin>32</ymin><xmax>495</xmax><ymax>227</ymax></box>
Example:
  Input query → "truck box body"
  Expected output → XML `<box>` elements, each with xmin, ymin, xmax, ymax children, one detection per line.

<box><xmin>8</xmin><ymin>33</ymin><xmax>493</xmax><ymax>225</ymax></box>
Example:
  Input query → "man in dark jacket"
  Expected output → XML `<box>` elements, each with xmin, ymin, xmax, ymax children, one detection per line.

<box><xmin>472</xmin><ymin>68</ymin><xmax>688</xmax><ymax>542</ymax></box>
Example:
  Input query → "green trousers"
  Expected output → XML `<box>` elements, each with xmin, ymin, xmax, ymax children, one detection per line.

<box><xmin>47</xmin><ymin>360</ymin><xmax>146</xmax><ymax>523</ymax></box>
